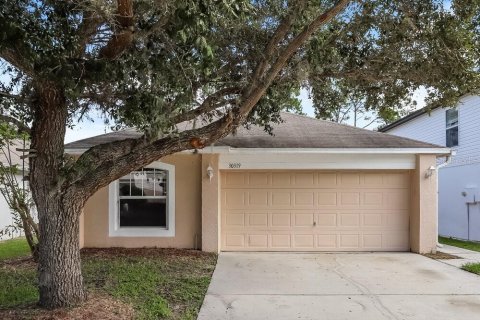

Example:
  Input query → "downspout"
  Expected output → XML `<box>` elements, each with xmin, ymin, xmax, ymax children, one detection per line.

<box><xmin>436</xmin><ymin>150</ymin><xmax>455</xmax><ymax>249</ymax></box>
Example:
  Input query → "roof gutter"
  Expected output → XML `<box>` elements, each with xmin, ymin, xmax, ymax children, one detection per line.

<box><xmin>198</xmin><ymin>147</ymin><xmax>451</xmax><ymax>155</ymax></box>
<box><xmin>436</xmin><ymin>149</ymin><xmax>455</xmax><ymax>170</ymax></box>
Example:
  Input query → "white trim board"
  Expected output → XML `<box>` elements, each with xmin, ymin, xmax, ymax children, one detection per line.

<box><xmin>219</xmin><ymin>153</ymin><xmax>416</xmax><ymax>170</ymax></box>
<box><xmin>203</xmin><ymin>147</ymin><xmax>450</xmax><ymax>155</ymax></box>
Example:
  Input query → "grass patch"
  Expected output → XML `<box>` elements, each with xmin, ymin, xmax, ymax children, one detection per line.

<box><xmin>0</xmin><ymin>248</ymin><xmax>217</xmax><ymax>320</ymax></box>
<box><xmin>439</xmin><ymin>236</ymin><xmax>480</xmax><ymax>252</ymax></box>
<box><xmin>83</xmin><ymin>258</ymin><xmax>172</xmax><ymax>319</ymax></box>
<box><xmin>0</xmin><ymin>237</ymin><xmax>31</xmax><ymax>260</ymax></box>
<box><xmin>462</xmin><ymin>262</ymin><xmax>480</xmax><ymax>275</ymax></box>
<box><xmin>0</xmin><ymin>265</ymin><xmax>38</xmax><ymax>308</ymax></box>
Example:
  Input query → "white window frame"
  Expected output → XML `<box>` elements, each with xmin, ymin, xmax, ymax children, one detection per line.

<box><xmin>446</xmin><ymin>109</ymin><xmax>459</xmax><ymax>147</ymax></box>
<box><xmin>109</xmin><ymin>161</ymin><xmax>175</xmax><ymax>237</ymax></box>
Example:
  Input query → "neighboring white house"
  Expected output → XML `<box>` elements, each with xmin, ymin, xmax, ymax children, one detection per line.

<box><xmin>0</xmin><ymin>140</ymin><xmax>28</xmax><ymax>240</ymax></box>
<box><xmin>380</xmin><ymin>95</ymin><xmax>480</xmax><ymax>241</ymax></box>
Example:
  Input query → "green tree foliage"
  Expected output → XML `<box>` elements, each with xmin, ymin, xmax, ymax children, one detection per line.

<box><xmin>1</xmin><ymin>1</ymin><xmax>478</xmax><ymax>135</ymax></box>
<box><xmin>0</xmin><ymin>123</ymin><xmax>39</xmax><ymax>259</ymax></box>
<box><xmin>309</xmin><ymin>83</ymin><xmax>416</xmax><ymax>129</ymax></box>
<box><xmin>308</xmin><ymin>1</ymin><xmax>480</xmax><ymax>122</ymax></box>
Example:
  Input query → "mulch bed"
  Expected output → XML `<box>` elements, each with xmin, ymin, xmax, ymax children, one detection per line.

<box><xmin>80</xmin><ymin>247</ymin><xmax>214</xmax><ymax>260</ymax></box>
<box><xmin>0</xmin><ymin>293</ymin><xmax>135</xmax><ymax>320</ymax></box>
<box><xmin>1</xmin><ymin>247</ymin><xmax>212</xmax><ymax>267</ymax></box>
<box><xmin>0</xmin><ymin>256</ymin><xmax>36</xmax><ymax>268</ymax></box>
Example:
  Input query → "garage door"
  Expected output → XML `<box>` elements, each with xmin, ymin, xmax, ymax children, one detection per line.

<box><xmin>221</xmin><ymin>171</ymin><xmax>410</xmax><ymax>251</ymax></box>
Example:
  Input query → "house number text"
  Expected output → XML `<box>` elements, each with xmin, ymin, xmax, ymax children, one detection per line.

<box><xmin>228</xmin><ymin>162</ymin><xmax>242</xmax><ymax>168</ymax></box>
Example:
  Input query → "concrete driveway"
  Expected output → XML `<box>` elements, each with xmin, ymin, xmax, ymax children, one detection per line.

<box><xmin>198</xmin><ymin>252</ymin><xmax>480</xmax><ymax>320</ymax></box>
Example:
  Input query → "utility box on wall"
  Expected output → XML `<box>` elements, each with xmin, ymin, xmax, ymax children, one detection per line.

<box><xmin>464</xmin><ymin>185</ymin><xmax>479</xmax><ymax>204</ymax></box>
<box><xmin>464</xmin><ymin>184</ymin><xmax>480</xmax><ymax>241</ymax></box>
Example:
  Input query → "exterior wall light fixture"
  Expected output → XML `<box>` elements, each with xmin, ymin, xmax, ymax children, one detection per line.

<box><xmin>207</xmin><ymin>165</ymin><xmax>214</xmax><ymax>181</ymax></box>
<box><xmin>425</xmin><ymin>165</ymin><xmax>436</xmax><ymax>178</ymax></box>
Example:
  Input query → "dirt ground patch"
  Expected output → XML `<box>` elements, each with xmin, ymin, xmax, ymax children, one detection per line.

<box><xmin>0</xmin><ymin>256</ymin><xmax>36</xmax><ymax>269</ymax></box>
<box><xmin>0</xmin><ymin>293</ymin><xmax>135</xmax><ymax>320</ymax></box>
<box><xmin>423</xmin><ymin>251</ymin><xmax>461</xmax><ymax>260</ymax></box>
<box><xmin>81</xmin><ymin>247</ymin><xmax>209</xmax><ymax>259</ymax></box>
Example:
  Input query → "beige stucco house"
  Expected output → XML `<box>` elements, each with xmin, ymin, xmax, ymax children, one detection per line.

<box><xmin>66</xmin><ymin>113</ymin><xmax>450</xmax><ymax>254</ymax></box>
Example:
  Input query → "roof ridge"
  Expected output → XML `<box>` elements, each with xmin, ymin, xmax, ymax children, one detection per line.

<box><xmin>281</xmin><ymin>111</ymin><xmax>386</xmax><ymax>134</ymax></box>
<box><xmin>64</xmin><ymin>127</ymin><xmax>134</xmax><ymax>147</ymax></box>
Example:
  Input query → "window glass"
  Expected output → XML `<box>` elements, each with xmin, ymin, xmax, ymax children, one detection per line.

<box><xmin>119</xmin><ymin>198</ymin><xmax>166</xmax><ymax>227</ymax></box>
<box><xmin>446</xmin><ymin>109</ymin><xmax>458</xmax><ymax>128</ymax></box>
<box><xmin>446</xmin><ymin>127</ymin><xmax>458</xmax><ymax>147</ymax></box>
<box><xmin>118</xmin><ymin>168</ymin><xmax>168</xmax><ymax>228</ymax></box>
<box><xmin>445</xmin><ymin>109</ymin><xmax>459</xmax><ymax>147</ymax></box>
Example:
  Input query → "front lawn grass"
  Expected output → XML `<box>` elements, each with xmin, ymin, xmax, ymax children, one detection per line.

<box><xmin>0</xmin><ymin>246</ymin><xmax>217</xmax><ymax>320</ymax></box>
<box><xmin>0</xmin><ymin>263</ymin><xmax>38</xmax><ymax>308</ymax></box>
<box><xmin>462</xmin><ymin>262</ymin><xmax>480</xmax><ymax>275</ymax></box>
<box><xmin>439</xmin><ymin>236</ymin><xmax>480</xmax><ymax>252</ymax></box>
<box><xmin>0</xmin><ymin>237</ymin><xmax>31</xmax><ymax>260</ymax></box>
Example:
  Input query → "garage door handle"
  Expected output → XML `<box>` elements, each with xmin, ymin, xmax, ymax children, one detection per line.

<box><xmin>313</xmin><ymin>221</ymin><xmax>317</xmax><ymax>226</ymax></box>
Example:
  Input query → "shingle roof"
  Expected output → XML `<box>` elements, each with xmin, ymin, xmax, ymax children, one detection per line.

<box><xmin>65</xmin><ymin>112</ymin><xmax>443</xmax><ymax>150</ymax></box>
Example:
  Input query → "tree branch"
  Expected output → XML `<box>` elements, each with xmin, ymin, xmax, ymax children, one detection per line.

<box><xmin>171</xmin><ymin>87</ymin><xmax>241</xmax><ymax>124</ymax></box>
<box><xmin>244</xmin><ymin>2</ymin><xmax>305</xmax><ymax>98</ymax></box>
<box><xmin>98</xmin><ymin>0</ymin><xmax>134</xmax><ymax>59</ymax></box>
<box><xmin>338</xmin><ymin>104</ymin><xmax>354</xmax><ymax>123</ymax></box>
<box><xmin>135</xmin><ymin>15</ymin><xmax>170</xmax><ymax>40</ymax></box>
<box><xmin>362</xmin><ymin>116</ymin><xmax>380</xmax><ymax>129</ymax></box>
<box><xmin>0</xmin><ymin>49</ymin><xmax>34</xmax><ymax>76</ymax></box>
<box><xmin>0</xmin><ymin>91</ymin><xmax>23</xmax><ymax>100</ymax></box>
<box><xmin>69</xmin><ymin>113</ymin><xmax>235</xmax><ymax>199</ymax></box>
<box><xmin>237</xmin><ymin>0</ymin><xmax>351</xmax><ymax>118</ymax></box>
<box><xmin>0</xmin><ymin>114</ymin><xmax>31</xmax><ymax>134</ymax></box>
<box><xmin>76</xmin><ymin>9</ymin><xmax>104</xmax><ymax>57</ymax></box>
<box><xmin>314</xmin><ymin>69</ymin><xmax>397</xmax><ymax>83</ymax></box>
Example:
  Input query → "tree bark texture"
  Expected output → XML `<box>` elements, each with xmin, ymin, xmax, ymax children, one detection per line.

<box><xmin>36</xmin><ymin>196</ymin><xmax>85</xmax><ymax>308</ymax></box>
<box><xmin>29</xmin><ymin>83</ymin><xmax>86</xmax><ymax>308</ymax></box>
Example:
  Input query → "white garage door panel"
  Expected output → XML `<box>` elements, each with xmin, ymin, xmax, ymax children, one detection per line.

<box><xmin>221</xmin><ymin>171</ymin><xmax>410</xmax><ymax>252</ymax></box>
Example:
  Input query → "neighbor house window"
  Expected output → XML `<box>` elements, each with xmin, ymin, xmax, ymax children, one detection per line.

<box><xmin>446</xmin><ymin>109</ymin><xmax>459</xmax><ymax>147</ymax></box>
<box><xmin>109</xmin><ymin>162</ymin><xmax>175</xmax><ymax>237</ymax></box>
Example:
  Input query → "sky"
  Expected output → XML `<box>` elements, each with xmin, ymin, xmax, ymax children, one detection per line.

<box><xmin>65</xmin><ymin>88</ymin><xmax>427</xmax><ymax>143</ymax></box>
<box><xmin>65</xmin><ymin>115</ymin><xmax>112</xmax><ymax>143</ymax></box>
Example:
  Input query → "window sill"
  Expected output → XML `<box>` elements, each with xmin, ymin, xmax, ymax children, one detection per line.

<box><xmin>109</xmin><ymin>226</ymin><xmax>175</xmax><ymax>238</ymax></box>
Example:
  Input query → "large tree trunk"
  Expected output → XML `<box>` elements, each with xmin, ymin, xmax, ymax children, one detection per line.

<box><xmin>36</xmin><ymin>196</ymin><xmax>86</xmax><ymax>308</ymax></box>
<box><xmin>29</xmin><ymin>83</ymin><xmax>86</xmax><ymax>308</ymax></box>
